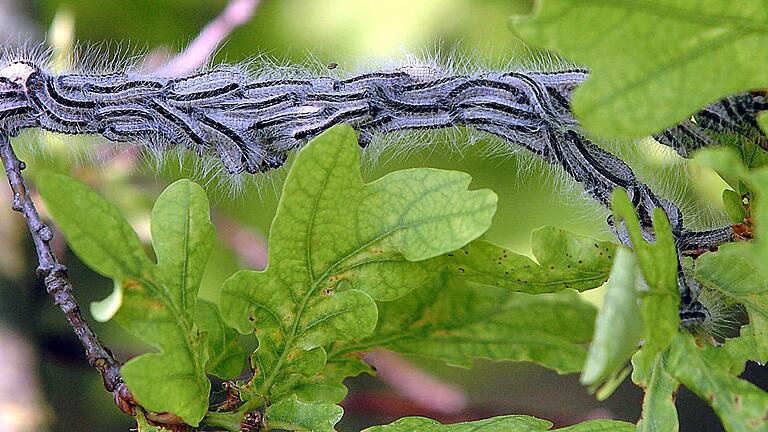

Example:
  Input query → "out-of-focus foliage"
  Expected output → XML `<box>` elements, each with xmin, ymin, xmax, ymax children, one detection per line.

<box><xmin>511</xmin><ymin>0</ymin><xmax>768</xmax><ymax>138</ymax></box>
<box><xmin>580</xmin><ymin>247</ymin><xmax>642</xmax><ymax>394</ymax></box>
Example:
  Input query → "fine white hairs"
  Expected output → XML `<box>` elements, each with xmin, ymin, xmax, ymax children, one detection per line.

<box><xmin>0</xmin><ymin>51</ymin><xmax>765</xmax><ymax>322</ymax></box>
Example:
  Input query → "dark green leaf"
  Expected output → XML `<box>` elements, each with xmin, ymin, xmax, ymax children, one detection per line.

<box><xmin>363</xmin><ymin>416</ymin><xmax>633</xmax><ymax>432</ymax></box>
<box><xmin>695</xmin><ymin>243</ymin><xmax>768</xmax><ymax>363</ymax></box>
<box><xmin>722</xmin><ymin>189</ymin><xmax>746</xmax><ymax>224</ymax></box>
<box><xmin>668</xmin><ymin>334</ymin><xmax>768</xmax><ymax>432</ymax></box>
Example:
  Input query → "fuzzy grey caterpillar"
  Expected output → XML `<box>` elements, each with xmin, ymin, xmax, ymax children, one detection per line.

<box><xmin>0</xmin><ymin>56</ymin><xmax>764</xmax><ymax>324</ymax></box>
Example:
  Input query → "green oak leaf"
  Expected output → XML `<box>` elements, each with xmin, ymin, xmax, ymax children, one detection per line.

<box><xmin>196</xmin><ymin>300</ymin><xmax>246</xmax><ymax>379</ymax></box>
<box><xmin>448</xmin><ymin>227</ymin><xmax>615</xmax><ymax>294</ymax></box>
<box><xmin>330</xmin><ymin>277</ymin><xmax>596</xmax><ymax>374</ymax></box>
<box><xmin>291</xmin><ymin>355</ymin><xmax>373</xmax><ymax>404</ymax></box>
<box><xmin>667</xmin><ymin>333</ymin><xmax>768</xmax><ymax>432</ymax></box>
<box><xmin>692</xmin><ymin>147</ymin><xmax>768</xmax><ymax>362</ymax></box>
<box><xmin>36</xmin><ymin>173</ymin><xmax>153</xmax><ymax>279</ymax></box>
<box><xmin>363</xmin><ymin>416</ymin><xmax>634</xmax><ymax>432</ymax></box>
<box><xmin>219</xmin><ymin>124</ymin><xmax>497</xmax><ymax>402</ymax></box>
<box><xmin>611</xmin><ymin>189</ymin><xmax>679</xmax><ymax>372</ymax></box>
<box><xmin>38</xmin><ymin>175</ymin><xmax>226</xmax><ymax>425</ymax></box>
<box><xmin>695</xmin><ymin>243</ymin><xmax>768</xmax><ymax>363</ymax></box>
<box><xmin>265</xmin><ymin>395</ymin><xmax>343</xmax><ymax>432</ymax></box>
<box><xmin>580</xmin><ymin>247</ymin><xmax>643</xmax><ymax>396</ymax></box>
<box><xmin>511</xmin><ymin>0</ymin><xmax>768</xmax><ymax>138</ymax></box>
<box><xmin>632</xmin><ymin>350</ymin><xmax>680</xmax><ymax>432</ymax></box>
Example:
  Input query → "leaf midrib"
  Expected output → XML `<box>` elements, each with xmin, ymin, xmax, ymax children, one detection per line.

<box><xmin>259</xmin><ymin>176</ymin><xmax>492</xmax><ymax>393</ymax></box>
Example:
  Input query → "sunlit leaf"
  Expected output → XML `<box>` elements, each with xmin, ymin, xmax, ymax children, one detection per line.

<box><xmin>332</xmin><ymin>278</ymin><xmax>596</xmax><ymax>374</ymax></box>
<box><xmin>39</xmin><ymin>176</ymin><xmax>221</xmax><ymax>425</ymax></box>
<box><xmin>511</xmin><ymin>0</ymin><xmax>768</xmax><ymax>138</ymax></box>
<box><xmin>219</xmin><ymin>124</ymin><xmax>497</xmax><ymax>403</ymax></box>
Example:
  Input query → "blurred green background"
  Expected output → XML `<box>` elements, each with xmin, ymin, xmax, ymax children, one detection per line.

<box><xmin>0</xmin><ymin>1</ymin><xmax>760</xmax><ymax>431</ymax></box>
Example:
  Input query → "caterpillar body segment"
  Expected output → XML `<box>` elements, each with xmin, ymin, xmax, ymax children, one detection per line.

<box><xmin>1</xmin><ymin>58</ymin><xmax>764</xmax><ymax>322</ymax></box>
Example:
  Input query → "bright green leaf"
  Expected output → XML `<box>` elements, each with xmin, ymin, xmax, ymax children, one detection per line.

<box><xmin>196</xmin><ymin>300</ymin><xmax>245</xmax><ymax>379</ymax></box>
<box><xmin>581</xmin><ymin>247</ymin><xmax>643</xmax><ymax>394</ymax></box>
<box><xmin>364</xmin><ymin>416</ymin><xmax>634</xmax><ymax>432</ymax></box>
<box><xmin>39</xmin><ymin>176</ymin><xmax>216</xmax><ymax>425</ymax></box>
<box><xmin>265</xmin><ymin>395</ymin><xmax>343</xmax><ymax>432</ymax></box>
<box><xmin>632</xmin><ymin>350</ymin><xmax>680</xmax><ymax>432</ymax></box>
<box><xmin>332</xmin><ymin>277</ymin><xmax>596</xmax><ymax>374</ymax></box>
<box><xmin>511</xmin><ymin>0</ymin><xmax>768</xmax><ymax>138</ymax></box>
<box><xmin>668</xmin><ymin>334</ymin><xmax>768</xmax><ymax>432</ymax></box>
<box><xmin>448</xmin><ymin>227</ymin><xmax>615</xmax><ymax>294</ymax></box>
<box><xmin>611</xmin><ymin>189</ymin><xmax>679</xmax><ymax>371</ymax></box>
<box><xmin>118</xmin><ymin>180</ymin><xmax>215</xmax><ymax>425</ymax></box>
<box><xmin>219</xmin><ymin>124</ymin><xmax>497</xmax><ymax>402</ymax></box>
<box><xmin>36</xmin><ymin>171</ymin><xmax>152</xmax><ymax>278</ymax></box>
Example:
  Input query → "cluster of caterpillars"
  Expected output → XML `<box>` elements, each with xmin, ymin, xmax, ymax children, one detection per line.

<box><xmin>0</xmin><ymin>59</ymin><xmax>765</xmax><ymax>324</ymax></box>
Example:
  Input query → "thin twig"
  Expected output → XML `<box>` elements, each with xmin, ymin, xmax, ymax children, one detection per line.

<box><xmin>160</xmin><ymin>0</ymin><xmax>261</xmax><ymax>76</ymax></box>
<box><xmin>0</xmin><ymin>134</ymin><xmax>134</xmax><ymax>414</ymax></box>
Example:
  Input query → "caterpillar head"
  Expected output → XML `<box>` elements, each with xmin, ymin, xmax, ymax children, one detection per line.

<box><xmin>0</xmin><ymin>61</ymin><xmax>41</xmax><ymax>135</ymax></box>
<box><xmin>0</xmin><ymin>61</ymin><xmax>39</xmax><ymax>93</ymax></box>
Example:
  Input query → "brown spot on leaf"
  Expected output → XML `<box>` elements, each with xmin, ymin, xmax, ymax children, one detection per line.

<box><xmin>123</xmin><ymin>279</ymin><xmax>142</xmax><ymax>290</ymax></box>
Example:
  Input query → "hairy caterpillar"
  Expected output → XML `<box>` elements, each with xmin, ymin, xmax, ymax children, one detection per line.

<box><xmin>0</xmin><ymin>52</ymin><xmax>763</xmax><ymax>323</ymax></box>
